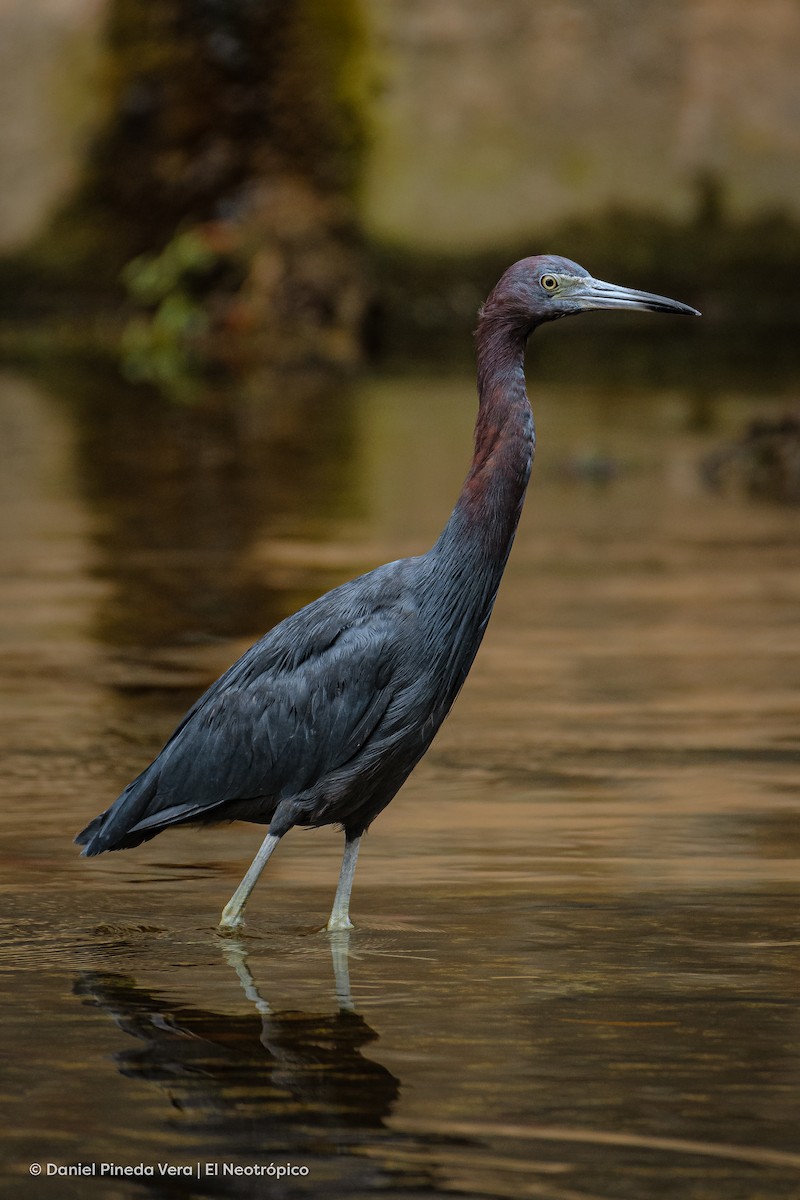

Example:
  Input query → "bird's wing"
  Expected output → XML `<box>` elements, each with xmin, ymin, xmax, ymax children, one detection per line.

<box><xmin>117</xmin><ymin>567</ymin><xmax>421</xmax><ymax>838</ymax></box>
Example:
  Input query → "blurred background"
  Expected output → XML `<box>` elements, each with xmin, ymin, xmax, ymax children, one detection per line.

<box><xmin>2</xmin><ymin>0</ymin><xmax>800</xmax><ymax>363</ymax></box>
<box><xmin>1</xmin><ymin>0</ymin><xmax>798</xmax><ymax>675</ymax></box>
<box><xmin>3</xmin><ymin>4</ymin><xmax>800</xmax><ymax>1198</ymax></box>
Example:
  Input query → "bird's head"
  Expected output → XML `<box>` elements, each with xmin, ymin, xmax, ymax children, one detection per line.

<box><xmin>481</xmin><ymin>254</ymin><xmax>699</xmax><ymax>333</ymax></box>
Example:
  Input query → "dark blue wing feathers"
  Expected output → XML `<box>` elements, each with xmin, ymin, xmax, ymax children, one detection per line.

<box><xmin>77</xmin><ymin>560</ymin><xmax>423</xmax><ymax>854</ymax></box>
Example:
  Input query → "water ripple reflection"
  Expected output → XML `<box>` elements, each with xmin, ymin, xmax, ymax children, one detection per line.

<box><xmin>2</xmin><ymin>360</ymin><xmax>800</xmax><ymax>1197</ymax></box>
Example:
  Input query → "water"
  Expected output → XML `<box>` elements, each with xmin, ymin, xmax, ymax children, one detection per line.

<box><xmin>2</xmin><ymin>331</ymin><xmax>800</xmax><ymax>1199</ymax></box>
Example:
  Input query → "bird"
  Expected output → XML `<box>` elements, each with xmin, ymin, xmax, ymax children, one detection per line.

<box><xmin>77</xmin><ymin>255</ymin><xmax>698</xmax><ymax>932</ymax></box>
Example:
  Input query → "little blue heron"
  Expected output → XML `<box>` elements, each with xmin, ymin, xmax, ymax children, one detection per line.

<box><xmin>77</xmin><ymin>256</ymin><xmax>698</xmax><ymax>931</ymax></box>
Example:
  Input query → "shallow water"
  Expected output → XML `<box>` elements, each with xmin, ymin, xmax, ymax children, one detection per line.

<box><xmin>2</xmin><ymin>333</ymin><xmax>800</xmax><ymax>1199</ymax></box>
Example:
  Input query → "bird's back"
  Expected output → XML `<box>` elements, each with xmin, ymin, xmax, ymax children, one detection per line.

<box><xmin>77</xmin><ymin>550</ymin><xmax>466</xmax><ymax>855</ymax></box>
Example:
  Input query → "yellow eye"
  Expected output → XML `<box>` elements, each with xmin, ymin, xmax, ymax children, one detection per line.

<box><xmin>540</xmin><ymin>274</ymin><xmax>558</xmax><ymax>291</ymax></box>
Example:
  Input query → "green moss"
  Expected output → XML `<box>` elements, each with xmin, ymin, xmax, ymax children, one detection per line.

<box><xmin>0</xmin><ymin>0</ymin><xmax>369</xmax><ymax>374</ymax></box>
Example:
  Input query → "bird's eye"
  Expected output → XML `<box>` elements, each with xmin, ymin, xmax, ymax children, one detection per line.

<box><xmin>540</xmin><ymin>274</ymin><xmax>559</xmax><ymax>292</ymax></box>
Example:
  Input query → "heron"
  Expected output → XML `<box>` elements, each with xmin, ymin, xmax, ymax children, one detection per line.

<box><xmin>77</xmin><ymin>255</ymin><xmax>698</xmax><ymax>932</ymax></box>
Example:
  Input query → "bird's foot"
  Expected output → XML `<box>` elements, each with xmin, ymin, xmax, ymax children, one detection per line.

<box><xmin>326</xmin><ymin>914</ymin><xmax>354</xmax><ymax>933</ymax></box>
<box><xmin>217</xmin><ymin>907</ymin><xmax>246</xmax><ymax>936</ymax></box>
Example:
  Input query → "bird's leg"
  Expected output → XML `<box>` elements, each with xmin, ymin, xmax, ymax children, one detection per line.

<box><xmin>218</xmin><ymin>831</ymin><xmax>281</xmax><ymax>933</ymax></box>
<box><xmin>326</xmin><ymin>835</ymin><xmax>361</xmax><ymax>932</ymax></box>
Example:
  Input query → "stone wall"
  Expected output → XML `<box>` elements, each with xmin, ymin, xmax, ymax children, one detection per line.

<box><xmin>0</xmin><ymin>0</ymin><xmax>798</xmax><ymax>332</ymax></box>
<box><xmin>0</xmin><ymin>0</ymin><xmax>105</xmax><ymax>251</ymax></box>
<box><xmin>362</xmin><ymin>0</ymin><xmax>800</xmax><ymax>250</ymax></box>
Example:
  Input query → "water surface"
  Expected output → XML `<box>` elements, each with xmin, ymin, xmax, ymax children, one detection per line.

<box><xmin>2</xmin><ymin>335</ymin><xmax>800</xmax><ymax>1199</ymax></box>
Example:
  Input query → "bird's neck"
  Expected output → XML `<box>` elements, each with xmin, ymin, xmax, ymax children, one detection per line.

<box><xmin>439</xmin><ymin>315</ymin><xmax>535</xmax><ymax>566</ymax></box>
<box><xmin>419</xmin><ymin>315</ymin><xmax>535</xmax><ymax>707</ymax></box>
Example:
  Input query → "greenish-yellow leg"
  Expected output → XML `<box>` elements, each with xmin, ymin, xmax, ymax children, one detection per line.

<box><xmin>218</xmin><ymin>831</ymin><xmax>280</xmax><ymax>932</ymax></box>
<box><xmin>326</xmin><ymin>835</ymin><xmax>361</xmax><ymax>932</ymax></box>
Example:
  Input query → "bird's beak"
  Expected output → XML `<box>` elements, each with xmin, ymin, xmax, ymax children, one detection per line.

<box><xmin>576</xmin><ymin>277</ymin><xmax>700</xmax><ymax>317</ymax></box>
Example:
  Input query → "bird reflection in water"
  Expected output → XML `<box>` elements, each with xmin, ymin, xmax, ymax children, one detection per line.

<box><xmin>74</xmin><ymin>936</ymin><xmax>400</xmax><ymax>1152</ymax></box>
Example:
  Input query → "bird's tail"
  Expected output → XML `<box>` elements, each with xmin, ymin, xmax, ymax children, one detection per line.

<box><xmin>75</xmin><ymin>766</ymin><xmax>162</xmax><ymax>856</ymax></box>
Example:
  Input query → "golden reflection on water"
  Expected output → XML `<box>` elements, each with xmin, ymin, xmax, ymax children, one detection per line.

<box><xmin>1</xmin><ymin>354</ymin><xmax>799</xmax><ymax>1198</ymax></box>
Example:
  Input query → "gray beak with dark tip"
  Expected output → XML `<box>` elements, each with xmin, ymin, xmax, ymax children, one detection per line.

<box><xmin>575</xmin><ymin>276</ymin><xmax>700</xmax><ymax>317</ymax></box>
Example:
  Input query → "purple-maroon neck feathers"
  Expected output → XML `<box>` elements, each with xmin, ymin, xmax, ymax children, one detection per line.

<box><xmin>421</xmin><ymin>267</ymin><xmax>539</xmax><ymax>701</ymax></box>
<box><xmin>454</xmin><ymin>272</ymin><xmax>537</xmax><ymax>549</ymax></box>
<box><xmin>438</xmin><ymin>254</ymin><xmax>587</xmax><ymax>562</ymax></box>
<box><xmin>427</xmin><ymin>266</ymin><xmax>538</xmax><ymax>641</ymax></box>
